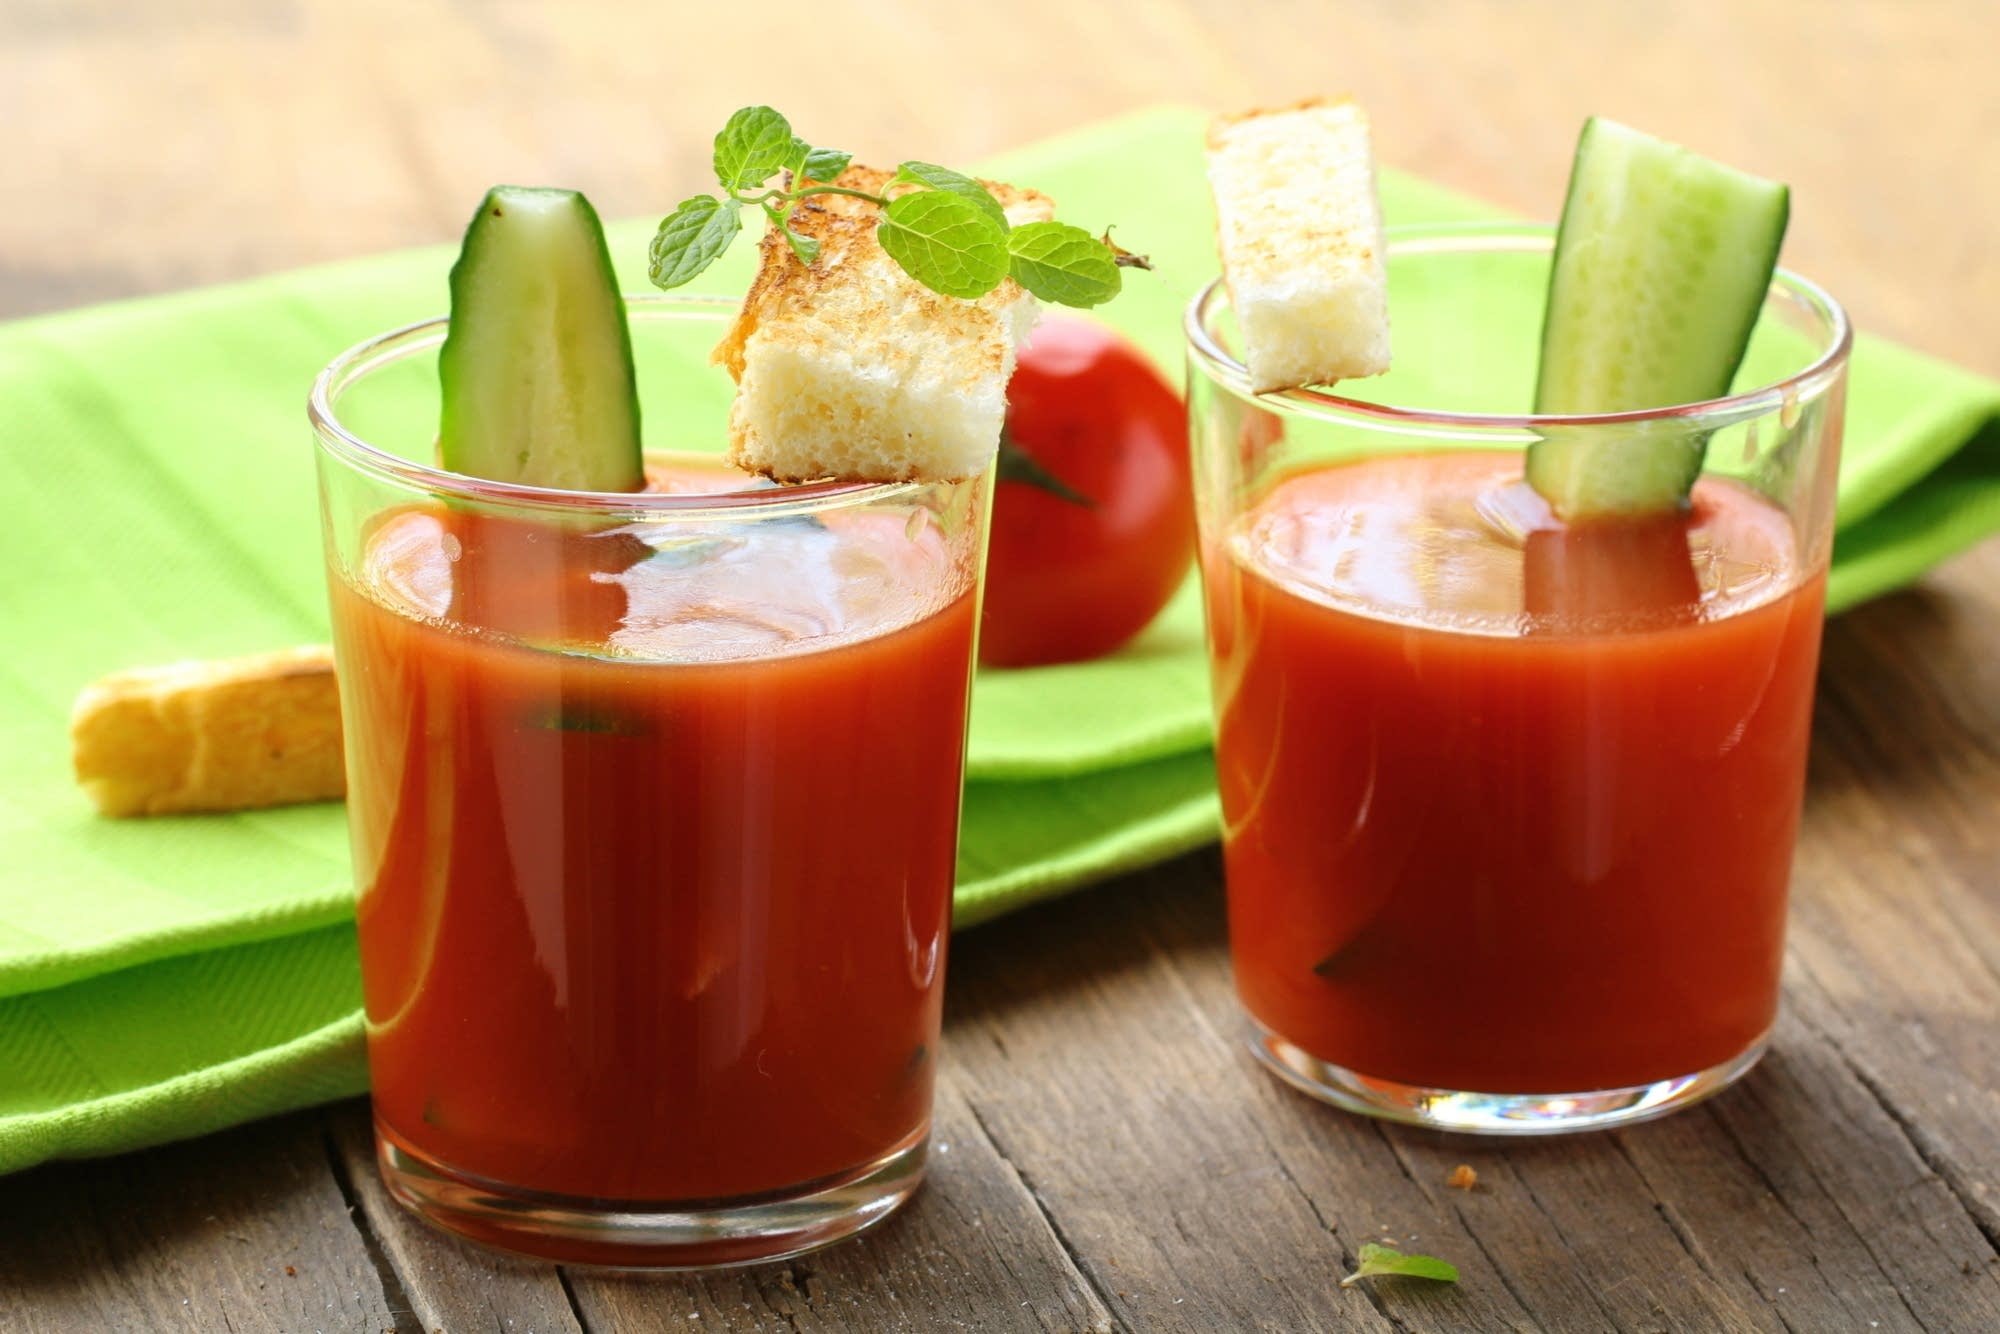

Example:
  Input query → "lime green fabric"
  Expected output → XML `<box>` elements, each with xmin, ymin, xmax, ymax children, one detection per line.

<box><xmin>2</xmin><ymin>106</ymin><xmax>1996</xmax><ymax>1174</ymax></box>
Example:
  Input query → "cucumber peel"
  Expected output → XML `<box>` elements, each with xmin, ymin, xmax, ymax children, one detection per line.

<box><xmin>438</xmin><ymin>186</ymin><xmax>643</xmax><ymax>492</ymax></box>
<box><xmin>1528</xmin><ymin>118</ymin><xmax>1789</xmax><ymax>518</ymax></box>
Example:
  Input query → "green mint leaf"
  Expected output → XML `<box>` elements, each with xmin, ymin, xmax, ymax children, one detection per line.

<box><xmin>781</xmin><ymin>222</ymin><xmax>821</xmax><ymax>267</ymax></box>
<box><xmin>1340</xmin><ymin>1244</ymin><xmax>1460</xmax><ymax>1289</ymax></box>
<box><xmin>649</xmin><ymin>195</ymin><xmax>742</xmax><ymax>289</ymax></box>
<box><xmin>876</xmin><ymin>191</ymin><xmax>1009</xmax><ymax>299</ymax></box>
<box><xmin>713</xmin><ymin>105</ymin><xmax>796</xmax><ymax>191</ymax></box>
<box><xmin>893</xmin><ymin>161</ymin><xmax>1009</xmax><ymax>228</ymax></box>
<box><xmin>1006</xmin><ymin>221</ymin><xmax>1123</xmax><ymax>308</ymax></box>
<box><xmin>803</xmin><ymin>146</ymin><xmax>854</xmax><ymax>182</ymax></box>
<box><xmin>759</xmin><ymin>202</ymin><xmax>822</xmax><ymax>267</ymax></box>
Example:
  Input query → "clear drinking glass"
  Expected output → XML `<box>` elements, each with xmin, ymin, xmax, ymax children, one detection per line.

<box><xmin>310</xmin><ymin>296</ymin><xmax>989</xmax><ymax>1264</ymax></box>
<box><xmin>1185</xmin><ymin>225</ymin><xmax>1850</xmax><ymax>1133</ymax></box>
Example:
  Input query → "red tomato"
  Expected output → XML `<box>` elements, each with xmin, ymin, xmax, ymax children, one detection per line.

<box><xmin>980</xmin><ymin>318</ymin><xmax>1195</xmax><ymax>668</ymax></box>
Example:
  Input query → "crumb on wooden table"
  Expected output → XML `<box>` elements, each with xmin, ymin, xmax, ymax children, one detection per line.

<box><xmin>1446</xmin><ymin>1164</ymin><xmax>1478</xmax><ymax>1190</ymax></box>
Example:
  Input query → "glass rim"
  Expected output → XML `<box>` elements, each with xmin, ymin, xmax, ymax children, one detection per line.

<box><xmin>308</xmin><ymin>293</ymin><xmax>925</xmax><ymax>519</ymax></box>
<box><xmin>1184</xmin><ymin>221</ymin><xmax>1854</xmax><ymax>433</ymax></box>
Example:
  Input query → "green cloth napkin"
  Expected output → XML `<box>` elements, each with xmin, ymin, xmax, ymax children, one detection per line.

<box><xmin>3</xmin><ymin>107</ymin><xmax>1997</xmax><ymax>1176</ymax></box>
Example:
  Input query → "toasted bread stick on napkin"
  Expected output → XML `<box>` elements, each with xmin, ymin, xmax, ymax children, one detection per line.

<box><xmin>72</xmin><ymin>646</ymin><xmax>345</xmax><ymax>816</ymax></box>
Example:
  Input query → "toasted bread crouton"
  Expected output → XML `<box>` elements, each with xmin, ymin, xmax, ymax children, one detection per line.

<box><xmin>1206</xmin><ymin>97</ymin><xmax>1391</xmax><ymax>394</ymax></box>
<box><xmin>714</xmin><ymin>165</ymin><xmax>1054</xmax><ymax>483</ymax></box>
<box><xmin>72</xmin><ymin>646</ymin><xmax>345</xmax><ymax>816</ymax></box>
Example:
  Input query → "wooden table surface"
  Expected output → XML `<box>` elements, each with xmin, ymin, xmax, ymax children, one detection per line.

<box><xmin>5</xmin><ymin>2</ymin><xmax>1998</xmax><ymax>1331</ymax></box>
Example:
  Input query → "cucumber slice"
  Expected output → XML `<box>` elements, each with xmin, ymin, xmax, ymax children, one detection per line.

<box><xmin>1524</xmin><ymin>418</ymin><xmax>1706</xmax><ymax>521</ymax></box>
<box><xmin>438</xmin><ymin>186</ymin><xmax>642</xmax><ymax>492</ymax></box>
<box><xmin>1528</xmin><ymin>118</ymin><xmax>1789</xmax><ymax>517</ymax></box>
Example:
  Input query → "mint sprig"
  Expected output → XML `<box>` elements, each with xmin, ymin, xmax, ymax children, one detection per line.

<box><xmin>649</xmin><ymin>105</ymin><xmax>1131</xmax><ymax>307</ymax></box>
<box><xmin>1340</xmin><ymin>1243</ymin><xmax>1460</xmax><ymax>1289</ymax></box>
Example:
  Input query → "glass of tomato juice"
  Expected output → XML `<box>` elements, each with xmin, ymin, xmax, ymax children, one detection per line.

<box><xmin>1186</xmin><ymin>225</ymin><xmax>1851</xmax><ymax>1132</ymax></box>
<box><xmin>310</xmin><ymin>297</ymin><xmax>987</xmax><ymax>1264</ymax></box>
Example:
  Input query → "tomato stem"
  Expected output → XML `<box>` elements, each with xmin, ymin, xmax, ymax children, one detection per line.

<box><xmin>996</xmin><ymin>430</ymin><xmax>1095</xmax><ymax>508</ymax></box>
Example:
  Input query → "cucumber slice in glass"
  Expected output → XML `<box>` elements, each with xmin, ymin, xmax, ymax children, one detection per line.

<box><xmin>438</xmin><ymin>187</ymin><xmax>643</xmax><ymax>492</ymax></box>
<box><xmin>1524</xmin><ymin>417</ymin><xmax>1706</xmax><ymax>521</ymax></box>
<box><xmin>1528</xmin><ymin>118</ymin><xmax>1789</xmax><ymax>518</ymax></box>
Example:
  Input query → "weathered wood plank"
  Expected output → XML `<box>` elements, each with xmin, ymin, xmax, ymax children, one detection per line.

<box><xmin>1017</xmin><ymin>788</ymin><xmax>2000</xmax><ymax>1334</ymax></box>
<box><xmin>558</xmin><ymin>1073</ymin><xmax>1114</xmax><ymax>1333</ymax></box>
<box><xmin>947</xmin><ymin>862</ymin><xmax>1535</xmax><ymax>1333</ymax></box>
<box><xmin>1785</xmin><ymin>549</ymin><xmax>2000</xmax><ymax>1253</ymax></box>
<box><xmin>1708</xmin><ymin>1013</ymin><xmax>2000</xmax><ymax>1333</ymax></box>
<box><xmin>1141</xmin><ymin>855</ymin><xmax>1777</xmax><ymax>1334</ymax></box>
<box><xmin>1610</xmin><ymin>1089</ymin><xmax>1928</xmax><ymax>1332</ymax></box>
<box><xmin>0</xmin><ymin>1111</ymin><xmax>409</xmax><ymax>1334</ymax></box>
<box><xmin>3</xmin><ymin>2</ymin><xmax>2000</xmax><ymax>1332</ymax></box>
<box><xmin>324</xmin><ymin>1102</ymin><xmax>586</xmax><ymax>1334</ymax></box>
<box><xmin>1418</xmin><ymin>1142</ymin><xmax>1772</xmax><ymax>1334</ymax></box>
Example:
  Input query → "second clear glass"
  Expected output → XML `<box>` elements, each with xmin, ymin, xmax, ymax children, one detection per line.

<box><xmin>1185</xmin><ymin>225</ymin><xmax>1850</xmax><ymax>1134</ymax></box>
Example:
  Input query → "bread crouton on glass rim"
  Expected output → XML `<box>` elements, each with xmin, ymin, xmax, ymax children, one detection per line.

<box><xmin>713</xmin><ymin>165</ymin><xmax>1054</xmax><ymax>485</ymax></box>
<box><xmin>1206</xmin><ymin>96</ymin><xmax>1392</xmax><ymax>395</ymax></box>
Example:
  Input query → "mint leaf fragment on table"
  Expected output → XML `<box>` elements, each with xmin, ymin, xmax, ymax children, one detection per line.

<box><xmin>1340</xmin><ymin>1243</ymin><xmax>1460</xmax><ymax>1288</ymax></box>
<box><xmin>1528</xmin><ymin>116</ymin><xmax>1790</xmax><ymax>519</ymax></box>
<box><xmin>646</xmin><ymin>104</ymin><xmax>1134</xmax><ymax>307</ymax></box>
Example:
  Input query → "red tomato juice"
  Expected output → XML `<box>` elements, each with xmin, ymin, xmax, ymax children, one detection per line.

<box><xmin>329</xmin><ymin>465</ymin><xmax>976</xmax><ymax>1206</ymax></box>
<box><xmin>1206</xmin><ymin>452</ymin><xmax>1824</xmax><ymax>1093</ymax></box>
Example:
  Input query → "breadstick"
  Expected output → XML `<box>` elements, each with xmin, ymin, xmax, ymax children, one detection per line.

<box><xmin>72</xmin><ymin>646</ymin><xmax>345</xmax><ymax>816</ymax></box>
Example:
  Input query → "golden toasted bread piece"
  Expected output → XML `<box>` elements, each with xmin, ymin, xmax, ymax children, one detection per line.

<box><xmin>714</xmin><ymin>165</ymin><xmax>1054</xmax><ymax>483</ymax></box>
<box><xmin>72</xmin><ymin>646</ymin><xmax>345</xmax><ymax>816</ymax></box>
<box><xmin>1206</xmin><ymin>97</ymin><xmax>1391</xmax><ymax>394</ymax></box>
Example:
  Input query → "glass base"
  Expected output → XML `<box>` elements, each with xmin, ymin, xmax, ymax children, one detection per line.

<box><xmin>1247</xmin><ymin>1016</ymin><xmax>1768</xmax><ymax>1135</ymax></box>
<box><xmin>375</xmin><ymin>1119</ymin><xmax>927</xmax><ymax>1268</ymax></box>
